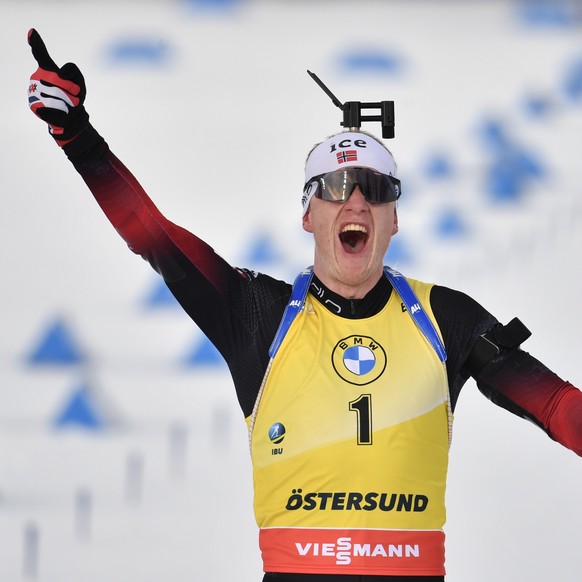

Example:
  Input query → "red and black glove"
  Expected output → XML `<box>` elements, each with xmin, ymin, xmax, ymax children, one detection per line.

<box><xmin>27</xmin><ymin>29</ymin><xmax>89</xmax><ymax>146</ymax></box>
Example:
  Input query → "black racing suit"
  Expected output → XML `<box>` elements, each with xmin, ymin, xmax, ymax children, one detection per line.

<box><xmin>60</xmin><ymin>126</ymin><xmax>582</xmax><ymax>581</ymax></box>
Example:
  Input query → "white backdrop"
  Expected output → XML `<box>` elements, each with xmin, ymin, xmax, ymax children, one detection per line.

<box><xmin>1</xmin><ymin>1</ymin><xmax>582</xmax><ymax>581</ymax></box>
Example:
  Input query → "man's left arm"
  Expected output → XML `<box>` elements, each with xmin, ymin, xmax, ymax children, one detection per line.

<box><xmin>471</xmin><ymin>344</ymin><xmax>582</xmax><ymax>457</ymax></box>
<box><xmin>430</xmin><ymin>285</ymin><xmax>582</xmax><ymax>457</ymax></box>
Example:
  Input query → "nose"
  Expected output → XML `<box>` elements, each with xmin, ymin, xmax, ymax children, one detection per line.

<box><xmin>345</xmin><ymin>187</ymin><xmax>368</xmax><ymax>210</ymax></box>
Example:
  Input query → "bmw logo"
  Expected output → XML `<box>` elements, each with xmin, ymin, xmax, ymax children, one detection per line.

<box><xmin>332</xmin><ymin>335</ymin><xmax>387</xmax><ymax>385</ymax></box>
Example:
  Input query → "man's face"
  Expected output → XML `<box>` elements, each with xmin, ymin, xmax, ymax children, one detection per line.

<box><xmin>302</xmin><ymin>187</ymin><xmax>398</xmax><ymax>298</ymax></box>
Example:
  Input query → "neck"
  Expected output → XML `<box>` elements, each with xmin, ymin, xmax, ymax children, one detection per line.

<box><xmin>310</xmin><ymin>272</ymin><xmax>391</xmax><ymax>319</ymax></box>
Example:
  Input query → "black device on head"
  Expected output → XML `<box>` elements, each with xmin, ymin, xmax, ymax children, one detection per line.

<box><xmin>307</xmin><ymin>70</ymin><xmax>395</xmax><ymax>139</ymax></box>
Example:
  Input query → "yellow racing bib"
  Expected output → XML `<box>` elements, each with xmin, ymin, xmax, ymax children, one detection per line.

<box><xmin>248</xmin><ymin>274</ymin><xmax>451</xmax><ymax>576</ymax></box>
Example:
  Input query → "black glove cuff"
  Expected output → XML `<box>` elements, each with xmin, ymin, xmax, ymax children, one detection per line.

<box><xmin>63</xmin><ymin>123</ymin><xmax>108</xmax><ymax>163</ymax></box>
<box><xmin>49</xmin><ymin>107</ymin><xmax>90</xmax><ymax>144</ymax></box>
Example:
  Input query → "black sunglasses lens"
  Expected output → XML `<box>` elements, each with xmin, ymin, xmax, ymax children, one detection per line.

<box><xmin>357</xmin><ymin>171</ymin><xmax>385</xmax><ymax>203</ymax></box>
<box><xmin>310</xmin><ymin>168</ymin><xmax>400</xmax><ymax>204</ymax></box>
<box><xmin>320</xmin><ymin>172</ymin><xmax>354</xmax><ymax>202</ymax></box>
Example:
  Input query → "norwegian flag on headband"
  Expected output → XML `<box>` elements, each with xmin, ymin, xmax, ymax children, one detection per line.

<box><xmin>336</xmin><ymin>150</ymin><xmax>358</xmax><ymax>164</ymax></box>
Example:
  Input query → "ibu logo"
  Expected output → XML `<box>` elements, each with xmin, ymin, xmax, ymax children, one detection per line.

<box><xmin>269</xmin><ymin>422</ymin><xmax>286</xmax><ymax>445</ymax></box>
<box><xmin>269</xmin><ymin>422</ymin><xmax>286</xmax><ymax>456</ymax></box>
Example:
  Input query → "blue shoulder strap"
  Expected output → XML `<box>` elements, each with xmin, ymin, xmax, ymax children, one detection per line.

<box><xmin>269</xmin><ymin>266</ymin><xmax>447</xmax><ymax>363</ymax></box>
<box><xmin>384</xmin><ymin>266</ymin><xmax>447</xmax><ymax>363</ymax></box>
<box><xmin>268</xmin><ymin>267</ymin><xmax>314</xmax><ymax>358</ymax></box>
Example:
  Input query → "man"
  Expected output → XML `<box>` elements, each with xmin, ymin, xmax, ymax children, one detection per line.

<box><xmin>27</xmin><ymin>29</ymin><xmax>581</xmax><ymax>581</ymax></box>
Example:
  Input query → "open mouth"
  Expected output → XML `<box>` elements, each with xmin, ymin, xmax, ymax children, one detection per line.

<box><xmin>339</xmin><ymin>224</ymin><xmax>369</xmax><ymax>254</ymax></box>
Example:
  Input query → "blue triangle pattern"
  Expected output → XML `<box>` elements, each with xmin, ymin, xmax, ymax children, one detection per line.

<box><xmin>245</xmin><ymin>232</ymin><xmax>282</xmax><ymax>266</ymax></box>
<box><xmin>478</xmin><ymin>117</ymin><xmax>546</xmax><ymax>202</ymax></box>
<box><xmin>183</xmin><ymin>335</ymin><xmax>225</xmax><ymax>367</ymax></box>
<box><xmin>26</xmin><ymin>318</ymin><xmax>85</xmax><ymax>366</ymax></box>
<box><xmin>562</xmin><ymin>58</ymin><xmax>582</xmax><ymax>101</ymax></box>
<box><xmin>435</xmin><ymin>208</ymin><xmax>469</xmax><ymax>238</ymax></box>
<box><xmin>144</xmin><ymin>278</ymin><xmax>180</xmax><ymax>309</ymax></box>
<box><xmin>424</xmin><ymin>153</ymin><xmax>454</xmax><ymax>179</ymax></box>
<box><xmin>517</xmin><ymin>0</ymin><xmax>577</xmax><ymax>27</ymax></box>
<box><xmin>484</xmin><ymin>149</ymin><xmax>545</xmax><ymax>202</ymax></box>
<box><xmin>339</xmin><ymin>49</ymin><xmax>403</xmax><ymax>75</ymax></box>
<box><xmin>478</xmin><ymin>118</ymin><xmax>510</xmax><ymax>151</ymax></box>
<box><xmin>53</xmin><ymin>384</ymin><xmax>105</xmax><ymax>431</ymax></box>
<box><xmin>522</xmin><ymin>92</ymin><xmax>553</xmax><ymax>118</ymax></box>
<box><xmin>385</xmin><ymin>236</ymin><xmax>413</xmax><ymax>264</ymax></box>
<box><xmin>182</xmin><ymin>0</ymin><xmax>243</xmax><ymax>11</ymax></box>
<box><xmin>106</xmin><ymin>38</ymin><xmax>172</xmax><ymax>66</ymax></box>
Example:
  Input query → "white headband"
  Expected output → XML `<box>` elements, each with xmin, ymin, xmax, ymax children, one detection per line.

<box><xmin>302</xmin><ymin>131</ymin><xmax>397</xmax><ymax>216</ymax></box>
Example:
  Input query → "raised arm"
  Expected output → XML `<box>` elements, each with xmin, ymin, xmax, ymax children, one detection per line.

<box><xmin>26</xmin><ymin>29</ymin><xmax>249</xmax><ymax>358</ymax></box>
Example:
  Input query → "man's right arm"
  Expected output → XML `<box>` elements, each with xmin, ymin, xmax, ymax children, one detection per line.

<box><xmin>62</xmin><ymin>125</ymin><xmax>234</xmax><ymax>294</ymax></box>
<box><xmin>26</xmin><ymin>29</ymin><xmax>248</xmax><ymax>360</ymax></box>
<box><xmin>27</xmin><ymin>29</ymin><xmax>229</xmax><ymax>289</ymax></box>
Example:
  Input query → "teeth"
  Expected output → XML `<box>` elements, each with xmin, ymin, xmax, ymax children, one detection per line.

<box><xmin>341</xmin><ymin>224</ymin><xmax>368</xmax><ymax>234</ymax></box>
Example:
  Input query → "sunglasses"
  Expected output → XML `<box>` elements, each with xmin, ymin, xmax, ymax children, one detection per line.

<box><xmin>304</xmin><ymin>167</ymin><xmax>401</xmax><ymax>205</ymax></box>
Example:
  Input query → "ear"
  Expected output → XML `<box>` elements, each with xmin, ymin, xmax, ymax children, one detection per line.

<box><xmin>392</xmin><ymin>206</ymin><xmax>399</xmax><ymax>235</ymax></box>
<box><xmin>302</xmin><ymin>209</ymin><xmax>313</xmax><ymax>233</ymax></box>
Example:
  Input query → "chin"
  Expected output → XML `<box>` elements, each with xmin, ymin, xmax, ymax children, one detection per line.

<box><xmin>336</xmin><ymin>258</ymin><xmax>377</xmax><ymax>287</ymax></box>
